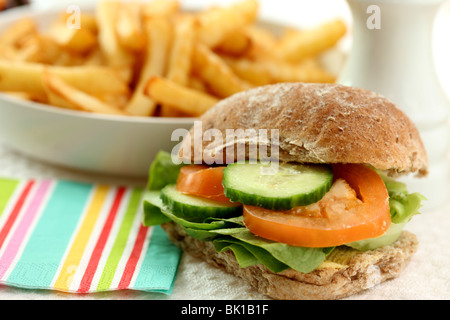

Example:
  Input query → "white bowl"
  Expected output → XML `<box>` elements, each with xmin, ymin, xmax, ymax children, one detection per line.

<box><xmin>0</xmin><ymin>4</ymin><xmax>195</xmax><ymax>178</ymax></box>
<box><xmin>0</xmin><ymin>2</ymin><xmax>345</xmax><ymax>178</ymax></box>
<box><xmin>0</xmin><ymin>94</ymin><xmax>194</xmax><ymax>177</ymax></box>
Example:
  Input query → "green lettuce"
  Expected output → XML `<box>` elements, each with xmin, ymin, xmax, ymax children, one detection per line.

<box><xmin>347</xmin><ymin>173</ymin><xmax>426</xmax><ymax>251</ymax></box>
<box><xmin>147</xmin><ymin>150</ymin><xmax>184</xmax><ymax>191</ymax></box>
<box><xmin>380</xmin><ymin>173</ymin><xmax>426</xmax><ymax>224</ymax></box>
<box><xmin>346</xmin><ymin>222</ymin><xmax>407</xmax><ymax>251</ymax></box>
<box><xmin>143</xmin><ymin>191</ymin><xmax>330</xmax><ymax>273</ymax></box>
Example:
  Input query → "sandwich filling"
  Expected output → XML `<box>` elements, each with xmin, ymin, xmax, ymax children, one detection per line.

<box><xmin>143</xmin><ymin>151</ymin><xmax>425</xmax><ymax>274</ymax></box>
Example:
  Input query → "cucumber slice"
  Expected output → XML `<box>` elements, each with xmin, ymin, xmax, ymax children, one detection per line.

<box><xmin>346</xmin><ymin>222</ymin><xmax>407</xmax><ymax>251</ymax></box>
<box><xmin>160</xmin><ymin>185</ymin><xmax>242</xmax><ymax>222</ymax></box>
<box><xmin>223</xmin><ymin>162</ymin><xmax>333</xmax><ymax>210</ymax></box>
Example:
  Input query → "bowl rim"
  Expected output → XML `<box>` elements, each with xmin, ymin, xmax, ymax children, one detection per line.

<box><xmin>0</xmin><ymin>93</ymin><xmax>197</xmax><ymax>124</ymax></box>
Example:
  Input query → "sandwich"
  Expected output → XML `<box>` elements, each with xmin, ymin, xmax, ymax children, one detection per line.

<box><xmin>143</xmin><ymin>82</ymin><xmax>428</xmax><ymax>300</ymax></box>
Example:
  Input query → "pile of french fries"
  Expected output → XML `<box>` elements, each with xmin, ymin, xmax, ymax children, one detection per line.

<box><xmin>0</xmin><ymin>0</ymin><xmax>346</xmax><ymax>117</ymax></box>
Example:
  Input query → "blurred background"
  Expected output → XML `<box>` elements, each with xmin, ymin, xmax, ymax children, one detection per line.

<box><xmin>20</xmin><ymin>0</ymin><xmax>450</xmax><ymax>100</ymax></box>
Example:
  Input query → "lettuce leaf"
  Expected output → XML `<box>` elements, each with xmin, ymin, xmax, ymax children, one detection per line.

<box><xmin>143</xmin><ymin>190</ymin><xmax>172</xmax><ymax>226</ymax></box>
<box><xmin>147</xmin><ymin>151</ymin><xmax>184</xmax><ymax>191</ymax></box>
<box><xmin>346</xmin><ymin>221</ymin><xmax>407</xmax><ymax>251</ymax></box>
<box><xmin>142</xmin><ymin>190</ymin><xmax>331</xmax><ymax>273</ymax></box>
<box><xmin>213</xmin><ymin>239</ymin><xmax>261</xmax><ymax>269</ymax></box>
<box><xmin>348</xmin><ymin>173</ymin><xmax>426</xmax><ymax>251</ymax></box>
<box><xmin>379</xmin><ymin>173</ymin><xmax>426</xmax><ymax>224</ymax></box>
<box><xmin>227</xmin><ymin>229</ymin><xmax>332</xmax><ymax>273</ymax></box>
<box><xmin>213</xmin><ymin>237</ymin><xmax>289</xmax><ymax>273</ymax></box>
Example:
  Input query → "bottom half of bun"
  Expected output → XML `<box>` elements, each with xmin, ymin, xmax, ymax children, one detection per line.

<box><xmin>162</xmin><ymin>222</ymin><xmax>418</xmax><ymax>300</ymax></box>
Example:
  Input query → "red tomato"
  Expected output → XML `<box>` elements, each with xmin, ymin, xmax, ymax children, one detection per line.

<box><xmin>176</xmin><ymin>165</ymin><xmax>230</xmax><ymax>202</ymax></box>
<box><xmin>243</xmin><ymin>164</ymin><xmax>391</xmax><ymax>247</ymax></box>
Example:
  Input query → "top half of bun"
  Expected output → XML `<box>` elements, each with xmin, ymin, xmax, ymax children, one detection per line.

<box><xmin>179</xmin><ymin>82</ymin><xmax>428</xmax><ymax>176</ymax></box>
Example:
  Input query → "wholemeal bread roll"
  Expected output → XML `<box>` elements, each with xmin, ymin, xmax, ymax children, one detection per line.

<box><xmin>163</xmin><ymin>222</ymin><xmax>418</xmax><ymax>300</ymax></box>
<box><xmin>169</xmin><ymin>82</ymin><xmax>427</xmax><ymax>300</ymax></box>
<box><xmin>179</xmin><ymin>82</ymin><xmax>428</xmax><ymax>176</ymax></box>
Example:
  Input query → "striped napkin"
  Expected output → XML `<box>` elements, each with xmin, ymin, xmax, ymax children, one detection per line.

<box><xmin>0</xmin><ymin>177</ymin><xmax>181</xmax><ymax>294</ymax></box>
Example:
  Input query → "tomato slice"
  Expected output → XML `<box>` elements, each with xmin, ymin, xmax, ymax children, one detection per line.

<box><xmin>176</xmin><ymin>165</ymin><xmax>230</xmax><ymax>202</ymax></box>
<box><xmin>243</xmin><ymin>164</ymin><xmax>391</xmax><ymax>248</ymax></box>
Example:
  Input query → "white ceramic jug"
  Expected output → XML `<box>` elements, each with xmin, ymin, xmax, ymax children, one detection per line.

<box><xmin>338</xmin><ymin>0</ymin><xmax>450</xmax><ymax>209</ymax></box>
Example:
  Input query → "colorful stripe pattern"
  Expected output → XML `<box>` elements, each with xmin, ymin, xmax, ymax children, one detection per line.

<box><xmin>0</xmin><ymin>178</ymin><xmax>181</xmax><ymax>294</ymax></box>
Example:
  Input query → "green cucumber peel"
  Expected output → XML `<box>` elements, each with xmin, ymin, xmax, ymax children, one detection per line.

<box><xmin>223</xmin><ymin>162</ymin><xmax>333</xmax><ymax>210</ymax></box>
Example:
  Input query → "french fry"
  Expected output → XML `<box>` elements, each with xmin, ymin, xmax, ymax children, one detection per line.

<box><xmin>143</xmin><ymin>0</ymin><xmax>180</xmax><ymax>18</ymax></box>
<box><xmin>277</xmin><ymin>19</ymin><xmax>347</xmax><ymax>63</ymax></box>
<box><xmin>96</xmin><ymin>0</ymin><xmax>134</xmax><ymax>68</ymax></box>
<box><xmin>166</xmin><ymin>15</ymin><xmax>195</xmax><ymax>86</ymax></box>
<box><xmin>225</xmin><ymin>57</ymin><xmax>335</xmax><ymax>84</ymax></box>
<box><xmin>81</xmin><ymin>13</ymin><xmax>98</xmax><ymax>34</ymax></box>
<box><xmin>10</xmin><ymin>35</ymin><xmax>41</xmax><ymax>62</ymax></box>
<box><xmin>279</xmin><ymin>27</ymin><xmax>302</xmax><ymax>45</ymax></box>
<box><xmin>196</xmin><ymin>0</ymin><xmax>258</xmax><ymax>48</ymax></box>
<box><xmin>0</xmin><ymin>0</ymin><xmax>344</xmax><ymax>119</ymax></box>
<box><xmin>29</xmin><ymin>35</ymin><xmax>62</xmax><ymax>64</ymax></box>
<box><xmin>244</xmin><ymin>24</ymin><xmax>278</xmax><ymax>60</ymax></box>
<box><xmin>1</xmin><ymin>91</ymin><xmax>47</xmax><ymax>103</ymax></box>
<box><xmin>49</xmin><ymin>22</ymin><xmax>97</xmax><ymax>54</ymax></box>
<box><xmin>0</xmin><ymin>61</ymin><xmax>44</xmax><ymax>93</ymax></box>
<box><xmin>0</xmin><ymin>45</ymin><xmax>17</xmax><ymax>60</ymax></box>
<box><xmin>0</xmin><ymin>17</ymin><xmax>37</xmax><ymax>60</ymax></box>
<box><xmin>125</xmin><ymin>17</ymin><xmax>172</xmax><ymax>116</ymax></box>
<box><xmin>52</xmin><ymin>50</ymin><xmax>86</xmax><ymax>66</ymax></box>
<box><xmin>11</xmin><ymin>34</ymin><xmax>63</xmax><ymax>64</ymax></box>
<box><xmin>51</xmin><ymin>65</ymin><xmax>130</xmax><ymax>95</ymax></box>
<box><xmin>0</xmin><ymin>61</ymin><xmax>129</xmax><ymax>96</ymax></box>
<box><xmin>263</xmin><ymin>59</ymin><xmax>336</xmax><ymax>83</ymax></box>
<box><xmin>43</xmin><ymin>80</ymin><xmax>79</xmax><ymax>110</ymax></box>
<box><xmin>114</xmin><ymin>66</ymin><xmax>133</xmax><ymax>84</ymax></box>
<box><xmin>82</xmin><ymin>47</ymin><xmax>106</xmax><ymax>66</ymax></box>
<box><xmin>115</xmin><ymin>1</ymin><xmax>146</xmax><ymax>52</ymax></box>
<box><xmin>214</xmin><ymin>30</ymin><xmax>251</xmax><ymax>57</ymax></box>
<box><xmin>223</xmin><ymin>57</ymin><xmax>272</xmax><ymax>86</ymax></box>
<box><xmin>161</xmin><ymin>15</ymin><xmax>195</xmax><ymax>117</ymax></box>
<box><xmin>96</xmin><ymin>92</ymin><xmax>129</xmax><ymax>109</ymax></box>
<box><xmin>193</xmin><ymin>43</ymin><xmax>252</xmax><ymax>98</ymax></box>
<box><xmin>0</xmin><ymin>17</ymin><xmax>37</xmax><ymax>48</ymax></box>
<box><xmin>188</xmin><ymin>76</ymin><xmax>208</xmax><ymax>93</ymax></box>
<box><xmin>42</xmin><ymin>69</ymin><xmax>127</xmax><ymax>115</ymax></box>
<box><xmin>57</xmin><ymin>11</ymin><xmax>98</xmax><ymax>34</ymax></box>
<box><xmin>145</xmin><ymin>77</ymin><xmax>219</xmax><ymax>116</ymax></box>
